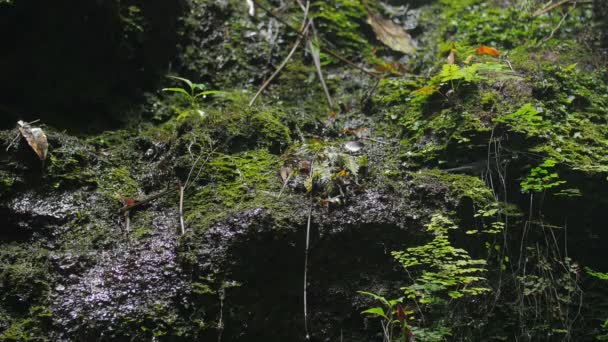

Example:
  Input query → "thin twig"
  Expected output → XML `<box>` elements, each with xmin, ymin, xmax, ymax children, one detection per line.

<box><xmin>217</xmin><ymin>289</ymin><xmax>225</xmax><ymax>342</ymax></box>
<box><xmin>250</xmin><ymin>2</ymin><xmax>311</xmax><ymax>106</ymax></box>
<box><xmin>308</xmin><ymin>39</ymin><xmax>334</xmax><ymax>109</ymax></box>
<box><xmin>303</xmin><ymin>161</ymin><xmax>314</xmax><ymax>340</ymax></box>
<box><xmin>303</xmin><ymin>195</ymin><xmax>313</xmax><ymax>340</ymax></box>
<box><xmin>117</xmin><ymin>188</ymin><xmax>174</xmax><ymax>214</ymax></box>
<box><xmin>5</xmin><ymin>132</ymin><xmax>20</xmax><ymax>152</ymax></box>
<box><xmin>277</xmin><ymin>172</ymin><xmax>292</xmax><ymax>199</ymax></box>
<box><xmin>188</xmin><ymin>145</ymin><xmax>223</xmax><ymax>191</ymax></box>
<box><xmin>296</xmin><ymin>0</ymin><xmax>334</xmax><ymax>109</ymax></box>
<box><xmin>505</xmin><ymin>58</ymin><xmax>515</xmax><ymax>73</ymax></box>
<box><xmin>251</xmin><ymin>0</ymin><xmax>380</xmax><ymax>78</ymax></box>
<box><xmin>124</xmin><ymin>211</ymin><xmax>130</xmax><ymax>233</ymax></box>
<box><xmin>536</xmin><ymin>2</ymin><xmax>576</xmax><ymax>47</ymax></box>
<box><xmin>179</xmin><ymin>183</ymin><xmax>185</xmax><ymax>235</ymax></box>
<box><xmin>532</xmin><ymin>0</ymin><xmax>585</xmax><ymax>16</ymax></box>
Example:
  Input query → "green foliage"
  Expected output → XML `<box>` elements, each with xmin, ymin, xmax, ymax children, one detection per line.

<box><xmin>437</xmin><ymin>62</ymin><xmax>511</xmax><ymax>84</ymax></box>
<box><xmin>520</xmin><ymin>159</ymin><xmax>566</xmax><ymax>193</ymax></box>
<box><xmin>361</xmin><ymin>214</ymin><xmax>490</xmax><ymax>341</ymax></box>
<box><xmin>358</xmin><ymin>291</ymin><xmax>410</xmax><ymax>342</ymax></box>
<box><xmin>495</xmin><ymin>103</ymin><xmax>546</xmax><ymax>137</ymax></box>
<box><xmin>467</xmin><ymin>202</ymin><xmax>506</xmax><ymax>235</ymax></box>
<box><xmin>514</xmin><ymin>251</ymin><xmax>583</xmax><ymax>338</ymax></box>
<box><xmin>586</xmin><ymin>267</ymin><xmax>608</xmax><ymax>340</ymax></box>
<box><xmin>162</xmin><ymin>76</ymin><xmax>223</xmax><ymax>120</ymax></box>
<box><xmin>291</xmin><ymin>141</ymin><xmax>365</xmax><ymax>199</ymax></box>
<box><xmin>528</xmin><ymin>64</ymin><xmax>608</xmax><ymax>174</ymax></box>
<box><xmin>586</xmin><ymin>268</ymin><xmax>608</xmax><ymax>281</ymax></box>
<box><xmin>432</xmin><ymin>1</ymin><xmax>593</xmax><ymax>50</ymax></box>
<box><xmin>392</xmin><ymin>214</ymin><xmax>489</xmax><ymax>304</ymax></box>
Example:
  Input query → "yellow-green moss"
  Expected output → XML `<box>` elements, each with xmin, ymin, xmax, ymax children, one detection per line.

<box><xmin>411</xmin><ymin>169</ymin><xmax>494</xmax><ymax>206</ymax></box>
<box><xmin>98</xmin><ymin>166</ymin><xmax>140</xmax><ymax>200</ymax></box>
<box><xmin>182</xmin><ymin>148</ymin><xmax>291</xmax><ymax>231</ymax></box>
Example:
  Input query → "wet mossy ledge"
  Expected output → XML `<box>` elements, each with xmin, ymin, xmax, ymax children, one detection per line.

<box><xmin>2</xmin><ymin>0</ymin><xmax>608</xmax><ymax>340</ymax></box>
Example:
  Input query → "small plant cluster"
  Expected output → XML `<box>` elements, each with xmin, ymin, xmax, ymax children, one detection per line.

<box><xmin>162</xmin><ymin>75</ymin><xmax>224</xmax><ymax>121</ymax></box>
<box><xmin>361</xmin><ymin>214</ymin><xmax>490</xmax><ymax>341</ymax></box>
<box><xmin>519</xmin><ymin>158</ymin><xmax>566</xmax><ymax>193</ymax></box>
<box><xmin>285</xmin><ymin>140</ymin><xmax>367</xmax><ymax>205</ymax></box>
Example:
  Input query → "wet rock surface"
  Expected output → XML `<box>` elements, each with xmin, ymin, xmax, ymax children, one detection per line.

<box><xmin>52</xmin><ymin>209</ymin><xmax>185</xmax><ymax>340</ymax></box>
<box><xmin>185</xmin><ymin>187</ymin><xmax>434</xmax><ymax>341</ymax></box>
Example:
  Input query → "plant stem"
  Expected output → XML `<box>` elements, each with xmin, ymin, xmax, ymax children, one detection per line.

<box><xmin>303</xmin><ymin>194</ymin><xmax>313</xmax><ymax>340</ymax></box>
<box><xmin>179</xmin><ymin>184</ymin><xmax>185</xmax><ymax>235</ymax></box>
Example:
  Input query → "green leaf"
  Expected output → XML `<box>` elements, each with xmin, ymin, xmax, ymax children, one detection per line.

<box><xmin>586</xmin><ymin>267</ymin><xmax>608</xmax><ymax>280</ymax></box>
<box><xmin>361</xmin><ymin>307</ymin><xmax>388</xmax><ymax>319</ymax></box>
<box><xmin>194</xmin><ymin>90</ymin><xmax>225</xmax><ymax>98</ymax></box>
<box><xmin>439</xmin><ymin>64</ymin><xmax>462</xmax><ymax>82</ymax></box>
<box><xmin>357</xmin><ymin>291</ymin><xmax>390</xmax><ymax>306</ymax></box>
<box><xmin>166</xmin><ymin>75</ymin><xmax>194</xmax><ymax>92</ymax></box>
<box><xmin>162</xmin><ymin>87</ymin><xmax>191</xmax><ymax>98</ymax></box>
<box><xmin>448</xmin><ymin>291</ymin><xmax>464</xmax><ymax>299</ymax></box>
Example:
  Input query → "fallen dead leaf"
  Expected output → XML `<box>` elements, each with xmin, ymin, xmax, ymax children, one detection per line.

<box><xmin>367</xmin><ymin>12</ymin><xmax>416</xmax><ymax>54</ymax></box>
<box><xmin>279</xmin><ymin>165</ymin><xmax>293</xmax><ymax>182</ymax></box>
<box><xmin>447</xmin><ymin>42</ymin><xmax>456</xmax><ymax>64</ymax></box>
<box><xmin>17</xmin><ymin>120</ymin><xmax>48</xmax><ymax>160</ymax></box>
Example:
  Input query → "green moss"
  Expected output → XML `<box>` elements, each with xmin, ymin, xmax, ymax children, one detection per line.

<box><xmin>0</xmin><ymin>245</ymin><xmax>49</xmax><ymax>310</ymax></box>
<box><xmin>411</xmin><ymin>169</ymin><xmax>494</xmax><ymax>206</ymax></box>
<box><xmin>251</xmin><ymin>111</ymin><xmax>292</xmax><ymax>148</ymax></box>
<box><xmin>98</xmin><ymin>166</ymin><xmax>140</xmax><ymax>200</ymax></box>
<box><xmin>46</xmin><ymin>134</ymin><xmax>97</xmax><ymax>189</ymax></box>
<box><xmin>311</xmin><ymin>0</ymin><xmax>375</xmax><ymax>61</ymax></box>
<box><xmin>498</xmin><ymin>63</ymin><xmax>608</xmax><ymax>175</ymax></box>
<box><xmin>182</xmin><ymin>148</ymin><xmax>292</xmax><ymax>231</ymax></box>
<box><xmin>0</xmin><ymin>244</ymin><xmax>51</xmax><ymax>341</ymax></box>
<box><xmin>202</xmin><ymin>149</ymin><xmax>280</xmax><ymax>207</ymax></box>
<box><xmin>0</xmin><ymin>170</ymin><xmax>15</xmax><ymax>196</ymax></box>
<box><xmin>0</xmin><ymin>306</ymin><xmax>52</xmax><ymax>342</ymax></box>
<box><xmin>130</xmin><ymin>210</ymin><xmax>155</xmax><ymax>240</ymax></box>
<box><xmin>171</xmin><ymin>91</ymin><xmax>293</xmax><ymax>153</ymax></box>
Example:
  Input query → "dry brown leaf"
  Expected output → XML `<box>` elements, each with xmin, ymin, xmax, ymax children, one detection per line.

<box><xmin>279</xmin><ymin>166</ymin><xmax>292</xmax><ymax>182</ymax></box>
<box><xmin>447</xmin><ymin>42</ymin><xmax>456</xmax><ymax>65</ymax></box>
<box><xmin>17</xmin><ymin>120</ymin><xmax>48</xmax><ymax>160</ymax></box>
<box><xmin>367</xmin><ymin>12</ymin><xmax>416</xmax><ymax>54</ymax></box>
<box><xmin>447</xmin><ymin>50</ymin><xmax>455</xmax><ymax>65</ymax></box>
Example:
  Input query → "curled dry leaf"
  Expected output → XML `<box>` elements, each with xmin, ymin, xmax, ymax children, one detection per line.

<box><xmin>17</xmin><ymin>120</ymin><xmax>48</xmax><ymax>160</ymax></box>
<box><xmin>279</xmin><ymin>165</ymin><xmax>293</xmax><ymax>182</ymax></box>
<box><xmin>299</xmin><ymin>160</ymin><xmax>311</xmax><ymax>175</ymax></box>
<box><xmin>397</xmin><ymin>304</ymin><xmax>406</xmax><ymax>322</ymax></box>
<box><xmin>447</xmin><ymin>42</ymin><xmax>456</xmax><ymax>65</ymax></box>
<box><xmin>367</xmin><ymin>12</ymin><xmax>416</xmax><ymax>54</ymax></box>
